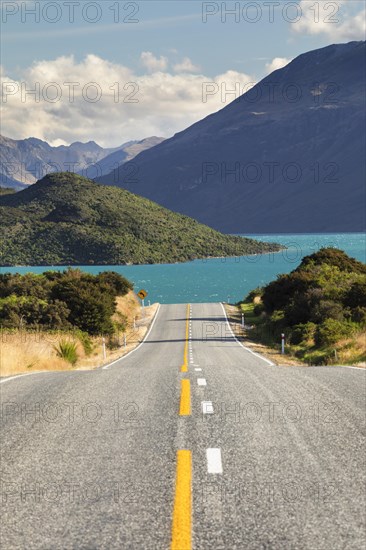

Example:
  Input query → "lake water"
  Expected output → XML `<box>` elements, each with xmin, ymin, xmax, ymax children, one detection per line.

<box><xmin>2</xmin><ymin>234</ymin><xmax>365</xmax><ymax>304</ymax></box>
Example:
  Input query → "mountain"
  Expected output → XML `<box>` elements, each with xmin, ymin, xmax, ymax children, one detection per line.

<box><xmin>97</xmin><ymin>41</ymin><xmax>366</xmax><ymax>233</ymax></box>
<box><xmin>0</xmin><ymin>173</ymin><xmax>281</xmax><ymax>266</ymax></box>
<box><xmin>78</xmin><ymin>136</ymin><xmax>165</xmax><ymax>179</ymax></box>
<box><xmin>0</xmin><ymin>135</ymin><xmax>164</xmax><ymax>190</ymax></box>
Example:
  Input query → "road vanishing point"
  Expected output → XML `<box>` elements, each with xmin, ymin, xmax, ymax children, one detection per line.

<box><xmin>1</xmin><ymin>303</ymin><xmax>365</xmax><ymax>549</ymax></box>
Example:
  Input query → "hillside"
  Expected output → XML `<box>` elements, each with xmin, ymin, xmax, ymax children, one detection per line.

<box><xmin>79</xmin><ymin>136</ymin><xmax>165</xmax><ymax>179</ymax></box>
<box><xmin>0</xmin><ymin>173</ymin><xmax>282</xmax><ymax>266</ymax></box>
<box><xmin>0</xmin><ymin>135</ymin><xmax>164</xmax><ymax>189</ymax></box>
<box><xmin>240</xmin><ymin>248</ymin><xmax>366</xmax><ymax>365</ymax></box>
<box><xmin>97</xmin><ymin>41</ymin><xmax>366</xmax><ymax>233</ymax></box>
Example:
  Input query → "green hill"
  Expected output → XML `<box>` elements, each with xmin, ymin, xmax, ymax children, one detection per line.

<box><xmin>0</xmin><ymin>173</ymin><xmax>282</xmax><ymax>266</ymax></box>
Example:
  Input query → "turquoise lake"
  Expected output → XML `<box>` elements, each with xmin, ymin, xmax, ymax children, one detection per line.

<box><xmin>2</xmin><ymin>233</ymin><xmax>365</xmax><ymax>304</ymax></box>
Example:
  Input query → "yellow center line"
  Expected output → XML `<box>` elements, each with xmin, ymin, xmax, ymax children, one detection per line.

<box><xmin>181</xmin><ymin>304</ymin><xmax>190</xmax><ymax>373</ymax></box>
<box><xmin>171</xmin><ymin>450</ymin><xmax>192</xmax><ymax>550</ymax></box>
<box><xmin>179</xmin><ymin>379</ymin><xmax>191</xmax><ymax>416</ymax></box>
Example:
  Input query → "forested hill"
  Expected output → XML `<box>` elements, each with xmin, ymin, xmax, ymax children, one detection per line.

<box><xmin>0</xmin><ymin>173</ymin><xmax>282</xmax><ymax>266</ymax></box>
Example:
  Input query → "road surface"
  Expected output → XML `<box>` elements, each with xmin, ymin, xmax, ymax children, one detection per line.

<box><xmin>1</xmin><ymin>303</ymin><xmax>365</xmax><ymax>549</ymax></box>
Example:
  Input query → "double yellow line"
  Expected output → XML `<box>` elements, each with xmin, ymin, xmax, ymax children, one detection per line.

<box><xmin>171</xmin><ymin>304</ymin><xmax>192</xmax><ymax>550</ymax></box>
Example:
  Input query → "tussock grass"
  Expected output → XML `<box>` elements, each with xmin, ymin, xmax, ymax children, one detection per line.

<box><xmin>0</xmin><ymin>291</ymin><xmax>154</xmax><ymax>376</ymax></box>
<box><xmin>54</xmin><ymin>340</ymin><xmax>78</xmax><ymax>365</ymax></box>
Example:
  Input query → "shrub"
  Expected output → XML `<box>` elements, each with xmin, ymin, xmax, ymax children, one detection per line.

<box><xmin>243</xmin><ymin>287</ymin><xmax>263</xmax><ymax>304</ymax></box>
<box><xmin>290</xmin><ymin>323</ymin><xmax>317</xmax><ymax>345</ymax></box>
<box><xmin>344</xmin><ymin>281</ymin><xmax>366</xmax><ymax>309</ymax></box>
<box><xmin>351</xmin><ymin>307</ymin><xmax>366</xmax><ymax>325</ymax></box>
<box><xmin>253</xmin><ymin>303</ymin><xmax>265</xmax><ymax>316</ymax></box>
<box><xmin>96</xmin><ymin>272</ymin><xmax>133</xmax><ymax>296</ymax></box>
<box><xmin>311</xmin><ymin>300</ymin><xmax>345</xmax><ymax>324</ymax></box>
<box><xmin>54</xmin><ymin>340</ymin><xmax>78</xmax><ymax>365</ymax></box>
<box><xmin>315</xmin><ymin>319</ymin><xmax>357</xmax><ymax>347</ymax></box>
<box><xmin>262</xmin><ymin>271</ymin><xmax>313</xmax><ymax>314</ymax></box>
<box><xmin>297</xmin><ymin>248</ymin><xmax>366</xmax><ymax>275</ymax></box>
<box><xmin>51</xmin><ymin>279</ymin><xmax>116</xmax><ymax>335</ymax></box>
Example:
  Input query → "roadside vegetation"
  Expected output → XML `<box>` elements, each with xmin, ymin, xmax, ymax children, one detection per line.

<box><xmin>238</xmin><ymin>248</ymin><xmax>366</xmax><ymax>366</ymax></box>
<box><xmin>0</xmin><ymin>269</ymin><xmax>142</xmax><ymax>375</ymax></box>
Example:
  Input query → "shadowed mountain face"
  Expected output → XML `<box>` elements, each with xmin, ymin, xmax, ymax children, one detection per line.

<box><xmin>98</xmin><ymin>41</ymin><xmax>366</xmax><ymax>233</ymax></box>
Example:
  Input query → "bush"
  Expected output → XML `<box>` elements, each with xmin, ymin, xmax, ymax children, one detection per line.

<box><xmin>311</xmin><ymin>300</ymin><xmax>345</xmax><ymax>324</ymax></box>
<box><xmin>290</xmin><ymin>322</ymin><xmax>317</xmax><ymax>345</ymax></box>
<box><xmin>96</xmin><ymin>272</ymin><xmax>133</xmax><ymax>296</ymax></box>
<box><xmin>297</xmin><ymin>248</ymin><xmax>366</xmax><ymax>275</ymax></box>
<box><xmin>262</xmin><ymin>271</ymin><xmax>313</xmax><ymax>314</ymax></box>
<box><xmin>351</xmin><ymin>307</ymin><xmax>366</xmax><ymax>325</ymax></box>
<box><xmin>54</xmin><ymin>340</ymin><xmax>78</xmax><ymax>365</ymax></box>
<box><xmin>243</xmin><ymin>287</ymin><xmax>263</xmax><ymax>304</ymax></box>
<box><xmin>315</xmin><ymin>319</ymin><xmax>357</xmax><ymax>347</ymax></box>
<box><xmin>344</xmin><ymin>281</ymin><xmax>366</xmax><ymax>309</ymax></box>
<box><xmin>0</xmin><ymin>270</ymin><xmax>134</xmax><ymax>336</ymax></box>
<box><xmin>253</xmin><ymin>303</ymin><xmax>265</xmax><ymax>316</ymax></box>
<box><xmin>51</xmin><ymin>279</ymin><xmax>116</xmax><ymax>335</ymax></box>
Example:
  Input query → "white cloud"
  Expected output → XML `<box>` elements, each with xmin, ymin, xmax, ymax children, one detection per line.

<box><xmin>140</xmin><ymin>51</ymin><xmax>168</xmax><ymax>73</ymax></box>
<box><xmin>265</xmin><ymin>57</ymin><xmax>292</xmax><ymax>74</ymax></box>
<box><xmin>173</xmin><ymin>57</ymin><xmax>201</xmax><ymax>73</ymax></box>
<box><xmin>292</xmin><ymin>0</ymin><xmax>366</xmax><ymax>41</ymax></box>
<box><xmin>1</xmin><ymin>55</ymin><xmax>254</xmax><ymax>147</ymax></box>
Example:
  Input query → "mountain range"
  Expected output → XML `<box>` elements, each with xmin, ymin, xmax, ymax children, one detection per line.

<box><xmin>0</xmin><ymin>135</ymin><xmax>164</xmax><ymax>189</ymax></box>
<box><xmin>0</xmin><ymin>173</ymin><xmax>281</xmax><ymax>266</ymax></box>
<box><xmin>98</xmin><ymin>41</ymin><xmax>366</xmax><ymax>233</ymax></box>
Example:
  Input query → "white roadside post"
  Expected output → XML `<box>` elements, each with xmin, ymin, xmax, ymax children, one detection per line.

<box><xmin>281</xmin><ymin>333</ymin><xmax>285</xmax><ymax>355</ymax></box>
<box><xmin>241</xmin><ymin>313</ymin><xmax>245</xmax><ymax>328</ymax></box>
<box><xmin>102</xmin><ymin>337</ymin><xmax>107</xmax><ymax>360</ymax></box>
<box><xmin>124</xmin><ymin>334</ymin><xmax>127</xmax><ymax>350</ymax></box>
<box><xmin>133</xmin><ymin>316</ymin><xmax>136</xmax><ymax>330</ymax></box>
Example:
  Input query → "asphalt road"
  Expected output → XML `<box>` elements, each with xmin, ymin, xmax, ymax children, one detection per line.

<box><xmin>1</xmin><ymin>303</ymin><xmax>365</xmax><ymax>550</ymax></box>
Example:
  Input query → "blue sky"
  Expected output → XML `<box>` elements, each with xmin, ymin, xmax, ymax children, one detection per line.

<box><xmin>1</xmin><ymin>1</ymin><xmax>365</xmax><ymax>145</ymax></box>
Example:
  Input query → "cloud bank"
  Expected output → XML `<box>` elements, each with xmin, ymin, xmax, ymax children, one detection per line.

<box><xmin>1</xmin><ymin>54</ymin><xmax>253</xmax><ymax>147</ymax></box>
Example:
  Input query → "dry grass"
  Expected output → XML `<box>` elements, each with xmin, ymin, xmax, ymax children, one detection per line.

<box><xmin>0</xmin><ymin>290</ymin><xmax>159</xmax><ymax>377</ymax></box>
<box><xmin>0</xmin><ymin>333</ymin><xmax>83</xmax><ymax>377</ymax></box>
<box><xmin>225</xmin><ymin>304</ymin><xmax>306</xmax><ymax>367</ymax></box>
<box><xmin>335</xmin><ymin>332</ymin><xmax>366</xmax><ymax>367</ymax></box>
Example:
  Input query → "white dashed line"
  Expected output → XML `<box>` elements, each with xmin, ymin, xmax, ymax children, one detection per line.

<box><xmin>197</xmin><ymin>378</ymin><xmax>207</xmax><ymax>386</ymax></box>
<box><xmin>202</xmin><ymin>401</ymin><xmax>214</xmax><ymax>414</ymax></box>
<box><xmin>206</xmin><ymin>448</ymin><xmax>223</xmax><ymax>474</ymax></box>
<box><xmin>194</xmin><ymin>368</ymin><xmax>202</xmax><ymax>372</ymax></box>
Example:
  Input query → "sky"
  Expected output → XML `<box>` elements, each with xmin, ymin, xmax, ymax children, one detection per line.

<box><xmin>1</xmin><ymin>0</ymin><xmax>365</xmax><ymax>146</ymax></box>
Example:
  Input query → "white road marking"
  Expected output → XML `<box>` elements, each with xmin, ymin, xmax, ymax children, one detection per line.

<box><xmin>103</xmin><ymin>304</ymin><xmax>161</xmax><ymax>369</ymax></box>
<box><xmin>197</xmin><ymin>378</ymin><xmax>207</xmax><ymax>386</ymax></box>
<box><xmin>207</xmin><ymin>448</ymin><xmax>223</xmax><ymax>474</ymax></box>
<box><xmin>0</xmin><ymin>372</ymin><xmax>49</xmax><ymax>385</ymax></box>
<box><xmin>194</xmin><ymin>368</ymin><xmax>202</xmax><ymax>372</ymax></box>
<box><xmin>202</xmin><ymin>401</ymin><xmax>214</xmax><ymax>414</ymax></box>
<box><xmin>220</xmin><ymin>303</ymin><xmax>274</xmax><ymax>366</ymax></box>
